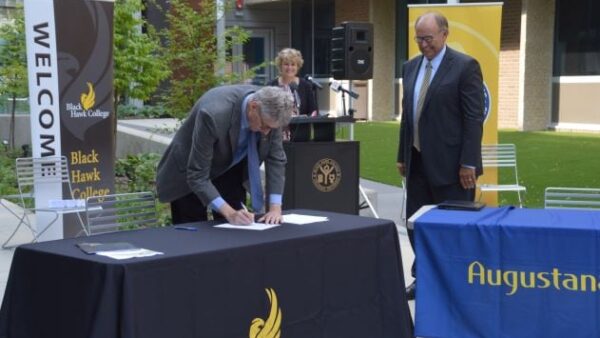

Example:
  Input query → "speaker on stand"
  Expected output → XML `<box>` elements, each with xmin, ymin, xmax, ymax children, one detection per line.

<box><xmin>331</xmin><ymin>21</ymin><xmax>373</xmax><ymax>80</ymax></box>
<box><xmin>330</xmin><ymin>21</ymin><xmax>378</xmax><ymax>218</ymax></box>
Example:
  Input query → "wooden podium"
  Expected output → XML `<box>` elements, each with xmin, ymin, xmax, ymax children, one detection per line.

<box><xmin>283</xmin><ymin>116</ymin><xmax>359</xmax><ymax>215</ymax></box>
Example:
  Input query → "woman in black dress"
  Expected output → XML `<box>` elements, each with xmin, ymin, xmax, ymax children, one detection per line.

<box><xmin>268</xmin><ymin>48</ymin><xmax>318</xmax><ymax>116</ymax></box>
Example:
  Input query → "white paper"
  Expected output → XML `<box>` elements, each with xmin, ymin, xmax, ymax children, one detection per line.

<box><xmin>282</xmin><ymin>213</ymin><xmax>329</xmax><ymax>224</ymax></box>
<box><xmin>95</xmin><ymin>248</ymin><xmax>164</xmax><ymax>260</ymax></box>
<box><xmin>214</xmin><ymin>222</ymin><xmax>281</xmax><ymax>231</ymax></box>
<box><xmin>48</xmin><ymin>199</ymin><xmax>85</xmax><ymax>209</ymax></box>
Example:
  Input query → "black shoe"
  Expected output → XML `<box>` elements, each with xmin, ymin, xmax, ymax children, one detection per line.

<box><xmin>406</xmin><ymin>281</ymin><xmax>416</xmax><ymax>301</ymax></box>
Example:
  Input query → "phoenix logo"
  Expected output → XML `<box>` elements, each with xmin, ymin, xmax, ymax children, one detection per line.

<box><xmin>80</xmin><ymin>82</ymin><xmax>96</xmax><ymax>110</ymax></box>
<box><xmin>249</xmin><ymin>288</ymin><xmax>282</xmax><ymax>338</ymax></box>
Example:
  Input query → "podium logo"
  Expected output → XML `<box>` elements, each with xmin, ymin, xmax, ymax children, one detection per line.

<box><xmin>312</xmin><ymin>158</ymin><xmax>341</xmax><ymax>192</ymax></box>
<box><xmin>249</xmin><ymin>288</ymin><xmax>282</xmax><ymax>338</ymax></box>
<box><xmin>80</xmin><ymin>82</ymin><xmax>96</xmax><ymax>110</ymax></box>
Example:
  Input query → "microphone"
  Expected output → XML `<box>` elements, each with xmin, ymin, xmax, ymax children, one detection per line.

<box><xmin>304</xmin><ymin>75</ymin><xmax>323</xmax><ymax>89</ymax></box>
<box><xmin>288</xmin><ymin>82</ymin><xmax>301</xmax><ymax>109</ymax></box>
<box><xmin>330</xmin><ymin>80</ymin><xmax>359</xmax><ymax>99</ymax></box>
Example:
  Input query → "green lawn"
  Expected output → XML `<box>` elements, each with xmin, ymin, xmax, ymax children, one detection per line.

<box><xmin>347</xmin><ymin>122</ymin><xmax>600</xmax><ymax>208</ymax></box>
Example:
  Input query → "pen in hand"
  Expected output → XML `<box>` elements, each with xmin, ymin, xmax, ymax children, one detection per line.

<box><xmin>240</xmin><ymin>203</ymin><xmax>255</xmax><ymax>224</ymax></box>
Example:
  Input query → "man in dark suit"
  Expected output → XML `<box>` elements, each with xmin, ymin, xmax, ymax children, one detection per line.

<box><xmin>156</xmin><ymin>85</ymin><xmax>294</xmax><ymax>225</ymax></box>
<box><xmin>397</xmin><ymin>12</ymin><xmax>485</xmax><ymax>300</ymax></box>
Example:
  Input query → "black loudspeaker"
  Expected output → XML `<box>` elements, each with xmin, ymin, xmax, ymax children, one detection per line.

<box><xmin>331</xmin><ymin>21</ymin><xmax>373</xmax><ymax>80</ymax></box>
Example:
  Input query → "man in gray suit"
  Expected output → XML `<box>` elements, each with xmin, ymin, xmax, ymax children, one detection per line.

<box><xmin>397</xmin><ymin>12</ymin><xmax>485</xmax><ymax>300</ymax></box>
<box><xmin>156</xmin><ymin>85</ymin><xmax>294</xmax><ymax>225</ymax></box>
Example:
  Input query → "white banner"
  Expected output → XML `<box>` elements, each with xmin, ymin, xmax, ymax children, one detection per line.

<box><xmin>24</xmin><ymin>0</ymin><xmax>63</xmax><ymax>240</ymax></box>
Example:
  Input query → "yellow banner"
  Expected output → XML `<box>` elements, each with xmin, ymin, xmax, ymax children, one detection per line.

<box><xmin>408</xmin><ymin>4</ymin><xmax>502</xmax><ymax>204</ymax></box>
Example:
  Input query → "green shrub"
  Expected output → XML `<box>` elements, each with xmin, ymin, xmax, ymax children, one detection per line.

<box><xmin>115</xmin><ymin>152</ymin><xmax>171</xmax><ymax>226</ymax></box>
<box><xmin>0</xmin><ymin>148</ymin><xmax>19</xmax><ymax>196</ymax></box>
<box><xmin>115</xmin><ymin>153</ymin><xmax>161</xmax><ymax>193</ymax></box>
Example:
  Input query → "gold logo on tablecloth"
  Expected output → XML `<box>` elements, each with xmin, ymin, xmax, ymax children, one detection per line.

<box><xmin>312</xmin><ymin>158</ymin><xmax>341</xmax><ymax>192</ymax></box>
<box><xmin>249</xmin><ymin>288</ymin><xmax>282</xmax><ymax>338</ymax></box>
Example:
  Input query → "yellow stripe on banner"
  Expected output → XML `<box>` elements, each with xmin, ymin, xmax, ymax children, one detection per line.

<box><xmin>408</xmin><ymin>4</ymin><xmax>503</xmax><ymax>205</ymax></box>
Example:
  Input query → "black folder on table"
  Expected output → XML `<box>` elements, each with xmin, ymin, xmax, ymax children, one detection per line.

<box><xmin>76</xmin><ymin>242</ymin><xmax>137</xmax><ymax>254</ymax></box>
<box><xmin>438</xmin><ymin>200</ymin><xmax>486</xmax><ymax>211</ymax></box>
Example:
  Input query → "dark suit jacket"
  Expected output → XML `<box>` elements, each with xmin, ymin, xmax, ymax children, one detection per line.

<box><xmin>397</xmin><ymin>47</ymin><xmax>484</xmax><ymax>187</ymax></box>
<box><xmin>156</xmin><ymin>85</ymin><xmax>287</xmax><ymax>204</ymax></box>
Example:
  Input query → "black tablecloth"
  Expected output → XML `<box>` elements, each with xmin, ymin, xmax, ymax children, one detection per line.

<box><xmin>0</xmin><ymin>210</ymin><xmax>413</xmax><ymax>338</ymax></box>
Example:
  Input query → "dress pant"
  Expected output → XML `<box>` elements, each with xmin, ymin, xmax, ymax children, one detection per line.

<box><xmin>406</xmin><ymin>147</ymin><xmax>475</xmax><ymax>277</ymax></box>
<box><xmin>170</xmin><ymin>159</ymin><xmax>247</xmax><ymax>224</ymax></box>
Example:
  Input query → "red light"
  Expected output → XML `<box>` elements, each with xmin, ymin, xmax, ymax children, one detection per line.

<box><xmin>236</xmin><ymin>0</ymin><xmax>243</xmax><ymax>10</ymax></box>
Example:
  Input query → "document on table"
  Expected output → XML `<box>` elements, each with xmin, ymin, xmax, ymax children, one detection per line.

<box><xmin>95</xmin><ymin>248</ymin><xmax>164</xmax><ymax>260</ymax></box>
<box><xmin>214</xmin><ymin>222</ymin><xmax>281</xmax><ymax>231</ymax></box>
<box><xmin>282</xmin><ymin>213</ymin><xmax>328</xmax><ymax>224</ymax></box>
<box><xmin>213</xmin><ymin>213</ymin><xmax>328</xmax><ymax>230</ymax></box>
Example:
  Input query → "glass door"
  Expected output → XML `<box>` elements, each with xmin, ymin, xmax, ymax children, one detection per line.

<box><xmin>233</xmin><ymin>28</ymin><xmax>273</xmax><ymax>85</ymax></box>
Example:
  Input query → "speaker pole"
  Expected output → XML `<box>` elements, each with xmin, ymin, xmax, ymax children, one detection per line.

<box><xmin>312</xmin><ymin>83</ymin><xmax>319</xmax><ymax>116</ymax></box>
<box><xmin>338</xmin><ymin>85</ymin><xmax>378</xmax><ymax>218</ymax></box>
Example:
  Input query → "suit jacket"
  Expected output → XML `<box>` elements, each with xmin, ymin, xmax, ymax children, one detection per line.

<box><xmin>156</xmin><ymin>85</ymin><xmax>287</xmax><ymax>204</ymax></box>
<box><xmin>397</xmin><ymin>47</ymin><xmax>484</xmax><ymax>187</ymax></box>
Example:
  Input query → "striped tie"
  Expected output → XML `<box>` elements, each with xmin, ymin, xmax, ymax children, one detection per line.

<box><xmin>414</xmin><ymin>61</ymin><xmax>432</xmax><ymax>151</ymax></box>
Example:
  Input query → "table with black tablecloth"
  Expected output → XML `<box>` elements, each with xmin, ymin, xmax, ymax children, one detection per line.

<box><xmin>0</xmin><ymin>210</ymin><xmax>413</xmax><ymax>338</ymax></box>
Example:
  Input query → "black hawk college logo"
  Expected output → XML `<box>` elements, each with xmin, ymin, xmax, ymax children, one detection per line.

<box><xmin>311</xmin><ymin>158</ymin><xmax>342</xmax><ymax>192</ymax></box>
<box><xmin>249</xmin><ymin>288</ymin><xmax>282</xmax><ymax>338</ymax></box>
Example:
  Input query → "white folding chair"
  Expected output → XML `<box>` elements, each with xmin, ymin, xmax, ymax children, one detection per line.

<box><xmin>544</xmin><ymin>187</ymin><xmax>600</xmax><ymax>210</ymax></box>
<box><xmin>2</xmin><ymin>156</ymin><xmax>87</xmax><ymax>248</ymax></box>
<box><xmin>85</xmin><ymin>191</ymin><xmax>158</xmax><ymax>235</ymax></box>
<box><xmin>478</xmin><ymin>144</ymin><xmax>527</xmax><ymax>207</ymax></box>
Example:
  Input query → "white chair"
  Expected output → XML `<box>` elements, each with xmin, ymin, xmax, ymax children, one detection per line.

<box><xmin>478</xmin><ymin>144</ymin><xmax>527</xmax><ymax>207</ymax></box>
<box><xmin>544</xmin><ymin>187</ymin><xmax>600</xmax><ymax>210</ymax></box>
<box><xmin>2</xmin><ymin>156</ymin><xmax>87</xmax><ymax>248</ymax></box>
<box><xmin>85</xmin><ymin>191</ymin><xmax>158</xmax><ymax>235</ymax></box>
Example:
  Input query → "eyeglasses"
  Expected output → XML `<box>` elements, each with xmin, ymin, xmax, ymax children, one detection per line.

<box><xmin>255</xmin><ymin>109</ymin><xmax>278</xmax><ymax>133</ymax></box>
<box><xmin>414</xmin><ymin>35</ymin><xmax>435</xmax><ymax>44</ymax></box>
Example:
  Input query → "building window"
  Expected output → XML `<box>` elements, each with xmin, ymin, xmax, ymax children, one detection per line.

<box><xmin>290</xmin><ymin>0</ymin><xmax>334</xmax><ymax>78</ymax></box>
<box><xmin>554</xmin><ymin>0</ymin><xmax>600</xmax><ymax>76</ymax></box>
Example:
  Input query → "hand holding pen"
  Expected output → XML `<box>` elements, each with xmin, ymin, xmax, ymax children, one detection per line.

<box><xmin>220</xmin><ymin>202</ymin><xmax>254</xmax><ymax>225</ymax></box>
<box><xmin>236</xmin><ymin>203</ymin><xmax>255</xmax><ymax>225</ymax></box>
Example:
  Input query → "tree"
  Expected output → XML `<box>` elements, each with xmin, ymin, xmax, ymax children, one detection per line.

<box><xmin>0</xmin><ymin>7</ymin><xmax>28</xmax><ymax>151</ymax></box>
<box><xmin>162</xmin><ymin>0</ymin><xmax>260</xmax><ymax>118</ymax></box>
<box><xmin>113</xmin><ymin>0</ymin><xmax>170</xmax><ymax>113</ymax></box>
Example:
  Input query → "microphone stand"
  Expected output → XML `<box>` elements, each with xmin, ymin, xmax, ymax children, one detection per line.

<box><xmin>341</xmin><ymin>89</ymin><xmax>347</xmax><ymax>117</ymax></box>
<box><xmin>311</xmin><ymin>83</ymin><xmax>319</xmax><ymax>116</ymax></box>
<box><xmin>336</xmin><ymin>80</ymin><xmax>378</xmax><ymax>218</ymax></box>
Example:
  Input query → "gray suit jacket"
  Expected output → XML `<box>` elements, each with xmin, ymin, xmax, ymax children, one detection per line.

<box><xmin>398</xmin><ymin>47</ymin><xmax>484</xmax><ymax>186</ymax></box>
<box><xmin>156</xmin><ymin>85</ymin><xmax>287</xmax><ymax>205</ymax></box>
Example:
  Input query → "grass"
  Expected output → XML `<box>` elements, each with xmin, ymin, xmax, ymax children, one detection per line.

<box><xmin>347</xmin><ymin>122</ymin><xmax>600</xmax><ymax>208</ymax></box>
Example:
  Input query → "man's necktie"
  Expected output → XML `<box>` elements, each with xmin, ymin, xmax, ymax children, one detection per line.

<box><xmin>248</xmin><ymin>131</ymin><xmax>264</xmax><ymax>212</ymax></box>
<box><xmin>414</xmin><ymin>61</ymin><xmax>432</xmax><ymax>151</ymax></box>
